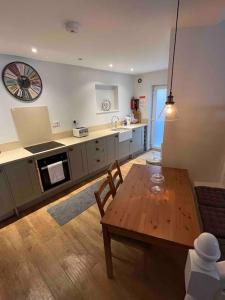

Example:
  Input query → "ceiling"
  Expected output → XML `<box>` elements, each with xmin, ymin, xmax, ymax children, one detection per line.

<box><xmin>0</xmin><ymin>0</ymin><xmax>225</xmax><ymax>74</ymax></box>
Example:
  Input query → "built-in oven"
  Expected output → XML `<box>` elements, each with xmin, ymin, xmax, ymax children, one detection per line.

<box><xmin>37</xmin><ymin>152</ymin><xmax>70</xmax><ymax>191</ymax></box>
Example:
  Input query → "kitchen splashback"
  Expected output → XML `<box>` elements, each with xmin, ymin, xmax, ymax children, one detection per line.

<box><xmin>11</xmin><ymin>106</ymin><xmax>52</xmax><ymax>147</ymax></box>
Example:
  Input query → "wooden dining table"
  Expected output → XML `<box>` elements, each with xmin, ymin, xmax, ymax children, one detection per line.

<box><xmin>101</xmin><ymin>164</ymin><xmax>201</xmax><ymax>278</ymax></box>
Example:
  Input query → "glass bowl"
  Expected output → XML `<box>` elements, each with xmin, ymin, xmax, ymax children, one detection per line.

<box><xmin>151</xmin><ymin>173</ymin><xmax>165</xmax><ymax>184</ymax></box>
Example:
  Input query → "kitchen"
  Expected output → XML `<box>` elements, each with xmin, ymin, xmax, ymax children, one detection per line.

<box><xmin>1</xmin><ymin>0</ymin><xmax>225</xmax><ymax>299</ymax></box>
<box><xmin>0</xmin><ymin>50</ymin><xmax>149</xmax><ymax>221</ymax></box>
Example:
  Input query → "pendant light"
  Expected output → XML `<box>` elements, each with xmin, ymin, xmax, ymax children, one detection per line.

<box><xmin>159</xmin><ymin>0</ymin><xmax>180</xmax><ymax>121</ymax></box>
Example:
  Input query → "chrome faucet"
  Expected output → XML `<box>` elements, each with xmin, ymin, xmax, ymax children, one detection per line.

<box><xmin>111</xmin><ymin>115</ymin><xmax>120</xmax><ymax>129</ymax></box>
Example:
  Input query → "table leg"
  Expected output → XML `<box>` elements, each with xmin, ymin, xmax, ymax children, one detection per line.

<box><xmin>102</xmin><ymin>225</ymin><xmax>113</xmax><ymax>278</ymax></box>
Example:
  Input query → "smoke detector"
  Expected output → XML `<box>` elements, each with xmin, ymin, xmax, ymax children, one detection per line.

<box><xmin>65</xmin><ymin>21</ymin><xmax>80</xmax><ymax>33</ymax></box>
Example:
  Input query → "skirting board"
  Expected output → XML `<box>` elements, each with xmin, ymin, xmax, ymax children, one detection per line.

<box><xmin>194</xmin><ymin>181</ymin><xmax>225</xmax><ymax>188</ymax></box>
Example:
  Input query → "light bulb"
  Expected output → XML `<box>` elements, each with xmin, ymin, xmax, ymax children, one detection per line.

<box><xmin>165</xmin><ymin>104</ymin><xmax>173</xmax><ymax>115</ymax></box>
<box><xmin>158</xmin><ymin>103</ymin><xmax>179</xmax><ymax>121</ymax></box>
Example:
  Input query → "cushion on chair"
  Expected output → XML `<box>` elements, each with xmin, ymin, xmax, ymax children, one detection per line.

<box><xmin>199</xmin><ymin>205</ymin><xmax>225</xmax><ymax>238</ymax></box>
<box><xmin>195</xmin><ymin>186</ymin><xmax>225</xmax><ymax>208</ymax></box>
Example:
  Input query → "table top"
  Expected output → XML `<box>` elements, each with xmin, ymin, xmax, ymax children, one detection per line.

<box><xmin>101</xmin><ymin>164</ymin><xmax>201</xmax><ymax>248</ymax></box>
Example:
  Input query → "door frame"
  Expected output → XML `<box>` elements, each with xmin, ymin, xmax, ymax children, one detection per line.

<box><xmin>150</xmin><ymin>85</ymin><xmax>167</xmax><ymax>150</ymax></box>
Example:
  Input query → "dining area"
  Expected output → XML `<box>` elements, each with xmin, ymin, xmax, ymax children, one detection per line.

<box><xmin>94</xmin><ymin>159</ymin><xmax>201</xmax><ymax>279</ymax></box>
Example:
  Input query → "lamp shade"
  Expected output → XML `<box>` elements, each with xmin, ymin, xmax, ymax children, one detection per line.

<box><xmin>158</xmin><ymin>102</ymin><xmax>179</xmax><ymax>121</ymax></box>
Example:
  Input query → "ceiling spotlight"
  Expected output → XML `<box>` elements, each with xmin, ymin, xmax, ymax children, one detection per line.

<box><xmin>65</xmin><ymin>21</ymin><xmax>80</xmax><ymax>33</ymax></box>
<box><xmin>78</xmin><ymin>58</ymin><xmax>83</xmax><ymax>61</ymax></box>
<box><xmin>31</xmin><ymin>48</ymin><xmax>37</xmax><ymax>53</ymax></box>
<box><xmin>130</xmin><ymin>68</ymin><xmax>134</xmax><ymax>72</ymax></box>
<box><xmin>109</xmin><ymin>64</ymin><xmax>113</xmax><ymax>68</ymax></box>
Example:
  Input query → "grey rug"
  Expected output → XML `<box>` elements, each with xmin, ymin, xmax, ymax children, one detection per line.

<box><xmin>47</xmin><ymin>180</ymin><xmax>103</xmax><ymax>226</ymax></box>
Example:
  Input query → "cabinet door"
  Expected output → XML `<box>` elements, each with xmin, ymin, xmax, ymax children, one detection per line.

<box><xmin>68</xmin><ymin>144</ymin><xmax>88</xmax><ymax>181</ymax></box>
<box><xmin>118</xmin><ymin>140</ymin><xmax>131</xmax><ymax>160</ymax></box>
<box><xmin>86</xmin><ymin>138</ymin><xmax>107</xmax><ymax>173</ymax></box>
<box><xmin>0</xmin><ymin>168</ymin><xmax>15</xmax><ymax>219</ymax></box>
<box><xmin>4</xmin><ymin>158</ymin><xmax>42</xmax><ymax>207</ymax></box>
<box><xmin>106</xmin><ymin>134</ymin><xmax>118</xmax><ymax>165</ymax></box>
<box><xmin>131</xmin><ymin>127</ymin><xmax>144</xmax><ymax>154</ymax></box>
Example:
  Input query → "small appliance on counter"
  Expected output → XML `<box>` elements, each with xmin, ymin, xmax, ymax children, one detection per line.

<box><xmin>72</xmin><ymin>120</ymin><xmax>88</xmax><ymax>138</ymax></box>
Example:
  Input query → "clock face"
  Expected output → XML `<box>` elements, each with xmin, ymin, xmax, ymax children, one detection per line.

<box><xmin>2</xmin><ymin>62</ymin><xmax>42</xmax><ymax>102</ymax></box>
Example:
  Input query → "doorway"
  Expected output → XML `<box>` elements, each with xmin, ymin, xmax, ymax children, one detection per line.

<box><xmin>150</xmin><ymin>85</ymin><xmax>167</xmax><ymax>150</ymax></box>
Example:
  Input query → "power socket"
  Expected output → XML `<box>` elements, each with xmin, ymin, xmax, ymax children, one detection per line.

<box><xmin>52</xmin><ymin>121</ymin><xmax>61</xmax><ymax>128</ymax></box>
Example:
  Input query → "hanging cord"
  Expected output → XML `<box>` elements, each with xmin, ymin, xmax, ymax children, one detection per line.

<box><xmin>169</xmin><ymin>0</ymin><xmax>180</xmax><ymax>95</ymax></box>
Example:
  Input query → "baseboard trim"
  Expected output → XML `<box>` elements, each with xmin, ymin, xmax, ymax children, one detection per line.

<box><xmin>194</xmin><ymin>181</ymin><xmax>225</xmax><ymax>188</ymax></box>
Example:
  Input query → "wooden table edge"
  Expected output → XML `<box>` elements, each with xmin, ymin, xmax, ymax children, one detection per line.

<box><xmin>101</xmin><ymin>222</ymin><xmax>196</xmax><ymax>250</ymax></box>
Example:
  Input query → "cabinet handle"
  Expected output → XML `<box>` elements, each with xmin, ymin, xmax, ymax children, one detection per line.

<box><xmin>115</xmin><ymin>134</ymin><xmax>118</xmax><ymax>138</ymax></box>
<box><xmin>133</xmin><ymin>129</ymin><xmax>135</xmax><ymax>132</ymax></box>
<box><xmin>28</xmin><ymin>159</ymin><xmax>33</xmax><ymax>164</ymax></box>
<box><xmin>96</xmin><ymin>147</ymin><xmax>99</xmax><ymax>151</ymax></box>
<box><xmin>96</xmin><ymin>159</ymin><xmax>100</xmax><ymax>162</ymax></box>
<box><xmin>130</xmin><ymin>140</ymin><xmax>133</xmax><ymax>143</ymax></box>
<box><xmin>0</xmin><ymin>169</ymin><xmax>2</xmax><ymax>173</ymax></box>
<box><xmin>95</xmin><ymin>140</ymin><xmax>99</xmax><ymax>144</ymax></box>
<box><xmin>69</xmin><ymin>147</ymin><xmax>74</xmax><ymax>152</ymax></box>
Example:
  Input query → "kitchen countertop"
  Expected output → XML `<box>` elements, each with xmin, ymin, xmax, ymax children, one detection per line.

<box><xmin>0</xmin><ymin>123</ymin><xmax>147</xmax><ymax>166</ymax></box>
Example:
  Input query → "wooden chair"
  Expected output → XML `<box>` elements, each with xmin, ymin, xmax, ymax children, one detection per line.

<box><xmin>94</xmin><ymin>176</ymin><xmax>149</xmax><ymax>253</ymax></box>
<box><xmin>107</xmin><ymin>160</ymin><xmax>123</xmax><ymax>193</ymax></box>
<box><xmin>94</xmin><ymin>176</ymin><xmax>115</xmax><ymax>217</ymax></box>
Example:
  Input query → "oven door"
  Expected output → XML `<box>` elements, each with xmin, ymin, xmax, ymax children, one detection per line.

<box><xmin>37</xmin><ymin>152</ymin><xmax>70</xmax><ymax>191</ymax></box>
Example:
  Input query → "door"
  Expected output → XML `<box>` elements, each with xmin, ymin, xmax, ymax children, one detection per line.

<box><xmin>131</xmin><ymin>127</ymin><xmax>144</xmax><ymax>154</ymax></box>
<box><xmin>4</xmin><ymin>158</ymin><xmax>42</xmax><ymax>207</ymax></box>
<box><xmin>68</xmin><ymin>144</ymin><xmax>88</xmax><ymax>181</ymax></box>
<box><xmin>151</xmin><ymin>86</ymin><xmax>167</xmax><ymax>149</ymax></box>
<box><xmin>106</xmin><ymin>134</ymin><xmax>118</xmax><ymax>165</ymax></box>
<box><xmin>118</xmin><ymin>140</ymin><xmax>131</xmax><ymax>160</ymax></box>
<box><xmin>0</xmin><ymin>168</ymin><xmax>15</xmax><ymax>220</ymax></box>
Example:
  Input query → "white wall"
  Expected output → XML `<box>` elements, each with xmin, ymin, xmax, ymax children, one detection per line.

<box><xmin>134</xmin><ymin>70</ymin><xmax>168</xmax><ymax>149</ymax></box>
<box><xmin>0</xmin><ymin>55</ymin><xmax>134</xmax><ymax>144</ymax></box>
<box><xmin>133</xmin><ymin>70</ymin><xmax>168</xmax><ymax>120</ymax></box>
<box><xmin>163</xmin><ymin>22</ymin><xmax>225</xmax><ymax>185</ymax></box>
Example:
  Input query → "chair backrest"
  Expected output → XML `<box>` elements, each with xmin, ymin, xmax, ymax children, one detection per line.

<box><xmin>107</xmin><ymin>160</ymin><xmax>123</xmax><ymax>193</ymax></box>
<box><xmin>94</xmin><ymin>176</ymin><xmax>115</xmax><ymax>217</ymax></box>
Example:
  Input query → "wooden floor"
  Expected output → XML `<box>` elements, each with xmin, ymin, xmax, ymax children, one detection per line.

<box><xmin>0</xmin><ymin>154</ymin><xmax>187</xmax><ymax>300</ymax></box>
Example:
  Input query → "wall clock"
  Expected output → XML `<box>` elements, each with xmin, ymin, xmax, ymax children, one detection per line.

<box><xmin>2</xmin><ymin>61</ymin><xmax>42</xmax><ymax>102</ymax></box>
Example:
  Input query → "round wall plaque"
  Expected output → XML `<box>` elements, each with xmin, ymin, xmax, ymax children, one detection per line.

<box><xmin>2</xmin><ymin>61</ymin><xmax>42</xmax><ymax>102</ymax></box>
<box><xmin>102</xmin><ymin>99</ymin><xmax>111</xmax><ymax>111</ymax></box>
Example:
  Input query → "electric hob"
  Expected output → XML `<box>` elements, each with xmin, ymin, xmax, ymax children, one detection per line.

<box><xmin>25</xmin><ymin>141</ymin><xmax>65</xmax><ymax>154</ymax></box>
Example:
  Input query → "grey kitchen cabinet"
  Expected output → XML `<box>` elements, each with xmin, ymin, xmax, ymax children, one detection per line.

<box><xmin>131</xmin><ymin>127</ymin><xmax>144</xmax><ymax>154</ymax></box>
<box><xmin>0</xmin><ymin>168</ymin><xmax>15</xmax><ymax>220</ymax></box>
<box><xmin>106</xmin><ymin>134</ymin><xmax>118</xmax><ymax>164</ymax></box>
<box><xmin>4</xmin><ymin>158</ymin><xmax>42</xmax><ymax>207</ymax></box>
<box><xmin>118</xmin><ymin>140</ymin><xmax>131</xmax><ymax>160</ymax></box>
<box><xmin>86</xmin><ymin>137</ymin><xmax>107</xmax><ymax>173</ymax></box>
<box><xmin>68</xmin><ymin>143</ymin><xmax>88</xmax><ymax>181</ymax></box>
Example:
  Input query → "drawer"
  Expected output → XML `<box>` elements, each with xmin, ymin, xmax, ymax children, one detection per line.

<box><xmin>86</xmin><ymin>138</ymin><xmax>106</xmax><ymax>157</ymax></box>
<box><xmin>88</xmin><ymin>156</ymin><xmax>106</xmax><ymax>173</ymax></box>
<box><xmin>86</xmin><ymin>138</ymin><xmax>107</xmax><ymax>173</ymax></box>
